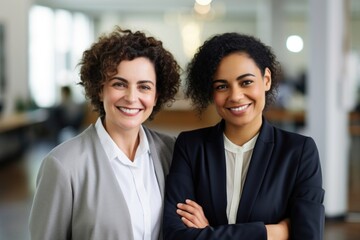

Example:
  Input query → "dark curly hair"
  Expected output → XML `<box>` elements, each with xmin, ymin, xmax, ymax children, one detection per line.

<box><xmin>186</xmin><ymin>32</ymin><xmax>281</xmax><ymax>115</ymax></box>
<box><xmin>78</xmin><ymin>26</ymin><xmax>181</xmax><ymax>120</ymax></box>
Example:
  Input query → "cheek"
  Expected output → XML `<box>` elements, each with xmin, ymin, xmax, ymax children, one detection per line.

<box><xmin>251</xmin><ymin>85</ymin><xmax>266</xmax><ymax>98</ymax></box>
<box><xmin>212</xmin><ymin>92</ymin><xmax>224</xmax><ymax>107</ymax></box>
<box><xmin>252</xmin><ymin>88</ymin><xmax>267</xmax><ymax>108</ymax></box>
<box><xmin>142</xmin><ymin>94</ymin><xmax>157</xmax><ymax>107</ymax></box>
<box><xmin>104</xmin><ymin>92</ymin><xmax>118</xmax><ymax>103</ymax></box>
<box><xmin>102</xmin><ymin>89</ymin><xmax>123</xmax><ymax>106</ymax></box>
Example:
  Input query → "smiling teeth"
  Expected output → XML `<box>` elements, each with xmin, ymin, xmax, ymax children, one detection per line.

<box><xmin>230</xmin><ymin>105</ymin><xmax>248</xmax><ymax>111</ymax></box>
<box><xmin>119</xmin><ymin>107</ymin><xmax>139</xmax><ymax>114</ymax></box>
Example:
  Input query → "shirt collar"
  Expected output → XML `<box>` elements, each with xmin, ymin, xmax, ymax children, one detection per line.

<box><xmin>224</xmin><ymin>133</ymin><xmax>259</xmax><ymax>153</ymax></box>
<box><xmin>136</xmin><ymin>125</ymin><xmax>150</xmax><ymax>158</ymax></box>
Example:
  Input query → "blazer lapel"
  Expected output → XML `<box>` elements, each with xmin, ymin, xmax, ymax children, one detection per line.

<box><xmin>236</xmin><ymin>119</ymin><xmax>274</xmax><ymax>222</ymax></box>
<box><xmin>141</xmin><ymin>128</ymin><xmax>166</xmax><ymax>199</ymax></box>
<box><xmin>148</xmin><ymin>140</ymin><xmax>165</xmax><ymax>198</ymax></box>
<box><xmin>206</xmin><ymin>121</ymin><xmax>228</xmax><ymax>224</ymax></box>
<box><xmin>88</xmin><ymin>125</ymin><xmax>134</xmax><ymax>239</ymax></box>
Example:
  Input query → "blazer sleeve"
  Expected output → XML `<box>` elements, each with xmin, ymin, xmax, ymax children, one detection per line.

<box><xmin>289</xmin><ymin>137</ymin><xmax>325</xmax><ymax>240</ymax></box>
<box><xmin>163</xmin><ymin>134</ymin><xmax>267</xmax><ymax>240</ymax></box>
<box><xmin>29</xmin><ymin>155</ymin><xmax>73</xmax><ymax>240</ymax></box>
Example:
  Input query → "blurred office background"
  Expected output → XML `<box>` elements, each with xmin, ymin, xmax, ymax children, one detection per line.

<box><xmin>0</xmin><ymin>0</ymin><xmax>360</xmax><ymax>239</ymax></box>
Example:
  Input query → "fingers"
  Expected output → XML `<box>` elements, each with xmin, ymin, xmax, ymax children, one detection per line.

<box><xmin>176</xmin><ymin>208</ymin><xmax>198</xmax><ymax>228</ymax></box>
<box><xmin>177</xmin><ymin>199</ymin><xmax>202</xmax><ymax>213</ymax></box>
<box><xmin>176</xmin><ymin>202</ymin><xmax>202</xmax><ymax>228</ymax></box>
<box><xmin>176</xmin><ymin>199</ymin><xmax>209</xmax><ymax>228</ymax></box>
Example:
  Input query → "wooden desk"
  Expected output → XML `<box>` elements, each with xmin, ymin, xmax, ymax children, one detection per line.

<box><xmin>0</xmin><ymin>109</ymin><xmax>48</xmax><ymax>162</ymax></box>
<box><xmin>349</xmin><ymin>112</ymin><xmax>360</xmax><ymax>136</ymax></box>
<box><xmin>265</xmin><ymin>109</ymin><xmax>360</xmax><ymax>136</ymax></box>
<box><xmin>264</xmin><ymin>109</ymin><xmax>305</xmax><ymax>124</ymax></box>
<box><xmin>0</xmin><ymin>109</ymin><xmax>48</xmax><ymax>133</ymax></box>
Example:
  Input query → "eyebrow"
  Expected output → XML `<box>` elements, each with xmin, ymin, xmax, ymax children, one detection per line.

<box><xmin>236</xmin><ymin>73</ymin><xmax>256</xmax><ymax>80</ymax></box>
<box><xmin>110</xmin><ymin>76</ymin><xmax>155</xmax><ymax>85</ymax></box>
<box><xmin>213</xmin><ymin>73</ymin><xmax>256</xmax><ymax>83</ymax></box>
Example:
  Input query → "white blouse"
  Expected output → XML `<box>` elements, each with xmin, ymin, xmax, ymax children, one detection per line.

<box><xmin>224</xmin><ymin>133</ymin><xmax>258</xmax><ymax>224</ymax></box>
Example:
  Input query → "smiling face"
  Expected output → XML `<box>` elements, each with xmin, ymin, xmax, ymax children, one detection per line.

<box><xmin>212</xmin><ymin>52</ymin><xmax>271</xmax><ymax>137</ymax></box>
<box><xmin>100</xmin><ymin>57</ymin><xmax>157</xmax><ymax>134</ymax></box>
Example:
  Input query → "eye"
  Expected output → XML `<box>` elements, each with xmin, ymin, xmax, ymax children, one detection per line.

<box><xmin>139</xmin><ymin>84</ymin><xmax>152</xmax><ymax>91</ymax></box>
<box><xmin>241</xmin><ymin>80</ymin><xmax>253</xmax><ymax>87</ymax></box>
<box><xmin>112</xmin><ymin>81</ymin><xmax>127</xmax><ymax>88</ymax></box>
<box><xmin>213</xmin><ymin>83</ymin><xmax>228</xmax><ymax>91</ymax></box>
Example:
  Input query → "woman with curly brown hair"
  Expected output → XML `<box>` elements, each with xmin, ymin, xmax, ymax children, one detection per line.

<box><xmin>29</xmin><ymin>26</ymin><xmax>181</xmax><ymax>240</ymax></box>
<box><xmin>164</xmin><ymin>32</ymin><xmax>325</xmax><ymax>239</ymax></box>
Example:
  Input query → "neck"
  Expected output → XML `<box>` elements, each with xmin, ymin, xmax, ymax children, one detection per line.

<box><xmin>103</xmin><ymin>120</ymin><xmax>140</xmax><ymax>161</ymax></box>
<box><xmin>114</xmin><ymin>132</ymin><xmax>139</xmax><ymax>161</ymax></box>
<box><xmin>224</xmin><ymin>117</ymin><xmax>262</xmax><ymax>146</ymax></box>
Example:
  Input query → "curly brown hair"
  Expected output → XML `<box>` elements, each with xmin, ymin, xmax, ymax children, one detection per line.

<box><xmin>78</xmin><ymin>26</ymin><xmax>181</xmax><ymax>120</ymax></box>
<box><xmin>186</xmin><ymin>32</ymin><xmax>281</xmax><ymax>115</ymax></box>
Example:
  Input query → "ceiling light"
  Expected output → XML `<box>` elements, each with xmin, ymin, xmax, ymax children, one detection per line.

<box><xmin>195</xmin><ymin>0</ymin><xmax>212</xmax><ymax>6</ymax></box>
<box><xmin>286</xmin><ymin>35</ymin><xmax>304</xmax><ymax>53</ymax></box>
<box><xmin>194</xmin><ymin>2</ymin><xmax>211</xmax><ymax>15</ymax></box>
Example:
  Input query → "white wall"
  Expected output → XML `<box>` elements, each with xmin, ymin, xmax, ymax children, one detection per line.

<box><xmin>94</xmin><ymin>12</ymin><xmax>257</xmax><ymax>72</ymax></box>
<box><xmin>308</xmin><ymin>0</ymin><xmax>349</xmax><ymax>217</ymax></box>
<box><xmin>0</xmin><ymin>0</ymin><xmax>32</xmax><ymax>115</ymax></box>
<box><xmin>93</xmin><ymin>10</ymin><xmax>312</xmax><ymax>90</ymax></box>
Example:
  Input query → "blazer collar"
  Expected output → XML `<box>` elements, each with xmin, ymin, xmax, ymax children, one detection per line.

<box><xmin>206</xmin><ymin>120</ymin><xmax>228</xmax><ymax>224</ymax></box>
<box><xmin>143</xmin><ymin>126</ymin><xmax>166</xmax><ymax>199</ymax></box>
<box><xmin>236</xmin><ymin>117</ymin><xmax>275</xmax><ymax>222</ymax></box>
<box><xmin>87</xmin><ymin>124</ymin><xmax>134</xmax><ymax>238</ymax></box>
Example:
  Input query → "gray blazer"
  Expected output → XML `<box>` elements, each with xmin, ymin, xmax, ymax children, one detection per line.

<box><xmin>29</xmin><ymin>124</ymin><xmax>175</xmax><ymax>240</ymax></box>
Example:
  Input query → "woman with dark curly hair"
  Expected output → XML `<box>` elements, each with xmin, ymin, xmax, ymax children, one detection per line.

<box><xmin>164</xmin><ymin>32</ymin><xmax>325</xmax><ymax>240</ymax></box>
<box><xmin>29</xmin><ymin>26</ymin><xmax>181</xmax><ymax>240</ymax></box>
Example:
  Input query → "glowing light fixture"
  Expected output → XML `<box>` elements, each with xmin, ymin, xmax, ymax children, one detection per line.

<box><xmin>196</xmin><ymin>0</ymin><xmax>212</xmax><ymax>6</ymax></box>
<box><xmin>286</xmin><ymin>35</ymin><xmax>304</xmax><ymax>53</ymax></box>
<box><xmin>194</xmin><ymin>2</ymin><xmax>211</xmax><ymax>15</ymax></box>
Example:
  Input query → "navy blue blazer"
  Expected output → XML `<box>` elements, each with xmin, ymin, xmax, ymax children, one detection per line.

<box><xmin>164</xmin><ymin>118</ymin><xmax>325</xmax><ymax>240</ymax></box>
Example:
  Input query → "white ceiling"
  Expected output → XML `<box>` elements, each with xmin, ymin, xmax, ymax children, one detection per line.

<box><xmin>33</xmin><ymin>0</ymin><xmax>308</xmax><ymax>16</ymax></box>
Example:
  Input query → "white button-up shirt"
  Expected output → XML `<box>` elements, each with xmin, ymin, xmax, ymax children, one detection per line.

<box><xmin>224</xmin><ymin>133</ymin><xmax>258</xmax><ymax>224</ymax></box>
<box><xmin>95</xmin><ymin>118</ymin><xmax>162</xmax><ymax>240</ymax></box>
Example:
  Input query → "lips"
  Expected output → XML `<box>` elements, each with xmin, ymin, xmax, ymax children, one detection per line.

<box><xmin>228</xmin><ymin>104</ymin><xmax>250</xmax><ymax>112</ymax></box>
<box><xmin>118</xmin><ymin>107</ymin><xmax>141</xmax><ymax>114</ymax></box>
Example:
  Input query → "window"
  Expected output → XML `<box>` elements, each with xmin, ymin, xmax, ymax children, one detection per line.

<box><xmin>29</xmin><ymin>5</ymin><xmax>93</xmax><ymax>107</ymax></box>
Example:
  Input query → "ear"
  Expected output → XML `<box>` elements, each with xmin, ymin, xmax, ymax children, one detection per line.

<box><xmin>263</xmin><ymin>67</ymin><xmax>272</xmax><ymax>91</ymax></box>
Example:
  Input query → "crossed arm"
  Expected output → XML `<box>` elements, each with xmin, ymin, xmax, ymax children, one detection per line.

<box><xmin>176</xmin><ymin>199</ymin><xmax>290</xmax><ymax>240</ymax></box>
<box><xmin>164</xmin><ymin>132</ymin><xmax>324</xmax><ymax>239</ymax></box>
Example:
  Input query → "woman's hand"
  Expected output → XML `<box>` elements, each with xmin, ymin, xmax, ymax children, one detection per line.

<box><xmin>265</xmin><ymin>218</ymin><xmax>290</xmax><ymax>240</ymax></box>
<box><xmin>176</xmin><ymin>199</ymin><xmax>209</xmax><ymax>228</ymax></box>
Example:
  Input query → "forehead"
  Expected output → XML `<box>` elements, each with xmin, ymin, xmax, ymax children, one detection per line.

<box><xmin>214</xmin><ymin>53</ymin><xmax>260</xmax><ymax>77</ymax></box>
<box><xmin>117</xmin><ymin>57</ymin><xmax>154</xmax><ymax>70</ymax></box>
<box><xmin>116</xmin><ymin>57</ymin><xmax>156</xmax><ymax>81</ymax></box>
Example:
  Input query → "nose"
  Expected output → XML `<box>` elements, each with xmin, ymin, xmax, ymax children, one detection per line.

<box><xmin>229</xmin><ymin>86</ymin><xmax>244</xmax><ymax>102</ymax></box>
<box><xmin>124</xmin><ymin>86</ymin><xmax>137</xmax><ymax>103</ymax></box>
